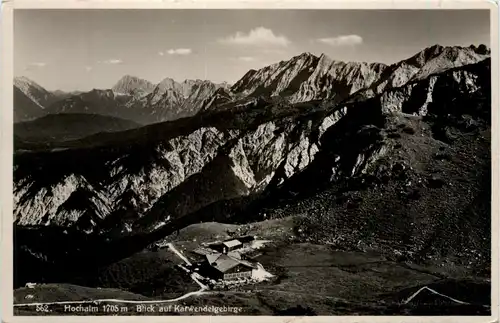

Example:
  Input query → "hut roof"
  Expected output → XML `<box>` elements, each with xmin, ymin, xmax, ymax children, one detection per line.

<box><xmin>223</xmin><ymin>240</ymin><xmax>242</xmax><ymax>248</ymax></box>
<box><xmin>205</xmin><ymin>253</ymin><xmax>254</xmax><ymax>273</ymax></box>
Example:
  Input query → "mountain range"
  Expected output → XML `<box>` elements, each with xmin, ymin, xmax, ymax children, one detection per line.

<box><xmin>13</xmin><ymin>44</ymin><xmax>491</xmax><ymax>310</ymax></box>
<box><xmin>14</xmin><ymin>74</ymin><xmax>232</xmax><ymax>124</ymax></box>
<box><xmin>14</xmin><ymin>44</ymin><xmax>489</xmax><ymax>125</ymax></box>
<box><xmin>14</xmin><ymin>43</ymin><xmax>490</xmax><ymax>224</ymax></box>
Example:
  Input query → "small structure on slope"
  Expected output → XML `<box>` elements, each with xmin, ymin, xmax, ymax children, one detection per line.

<box><xmin>207</xmin><ymin>236</ymin><xmax>255</xmax><ymax>254</ymax></box>
<box><xmin>198</xmin><ymin>252</ymin><xmax>256</xmax><ymax>280</ymax></box>
<box><xmin>222</xmin><ymin>239</ymin><xmax>243</xmax><ymax>253</ymax></box>
<box><xmin>208</xmin><ymin>239</ymin><xmax>242</xmax><ymax>254</ymax></box>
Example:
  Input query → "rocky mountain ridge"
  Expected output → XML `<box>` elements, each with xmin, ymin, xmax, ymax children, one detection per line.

<box><xmin>14</xmin><ymin>44</ymin><xmax>488</xmax><ymax>124</ymax></box>
<box><xmin>14</xmin><ymin>76</ymin><xmax>57</xmax><ymax>108</ymax></box>
<box><xmin>111</xmin><ymin>75</ymin><xmax>156</xmax><ymax>96</ymax></box>
<box><xmin>348</xmin><ymin>44</ymin><xmax>490</xmax><ymax>102</ymax></box>
<box><xmin>27</xmin><ymin>77</ymin><xmax>232</xmax><ymax>124</ymax></box>
<box><xmin>230</xmin><ymin>52</ymin><xmax>388</xmax><ymax>104</ymax></box>
<box><xmin>13</xmin><ymin>76</ymin><xmax>60</xmax><ymax>122</ymax></box>
<box><xmin>13</xmin><ymin>52</ymin><xmax>490</xmax><ymax>234</ymax></box>
<box><xmin>126</xmin><ymin>78</ymin><xmax>232</xmax><ymax>122</ymax></box>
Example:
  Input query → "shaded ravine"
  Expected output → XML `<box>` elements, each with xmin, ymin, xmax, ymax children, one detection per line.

<box><xmin>15</xmin><ymin>242</ymin><xmax>208</xmax><ymax>307</ymax></box>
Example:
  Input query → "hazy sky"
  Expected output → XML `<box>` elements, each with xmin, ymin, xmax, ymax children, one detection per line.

<box><xmin>14</xmin><ymin>9</ymin><xmax>490</xmax><ymax>91</ymax></box>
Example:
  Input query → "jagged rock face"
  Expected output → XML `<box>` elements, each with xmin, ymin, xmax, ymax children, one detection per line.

<box><xmin>14</xmin><ymin>77</ymin><xmax>58</xmax><ymax>122</ymax></box>
<box><xmin>14</xmin><ymin>76</ymin><xmax>57</xmax><ymax>108</ymax></box>
<box><xmin>131</xmin><ymin>78</ymin><xmax>230</xmax><ymax>122</ymax></box>
<box><xmin>14</xmin><ymin>114</ymin><xmax>330</xmax><ymax>230</ymax></box>
<box><xmin>14</xmin><ymin>86</ymin><xmax>47</xmax><ymax>123</ymax></box>
<box><xmin>183</xmin><ymin>80</ymin><xmax>223</xmax><ymax>111</ymax></box>
<box><xmin>188</xmin><ymin>81</ymin><xmax>219</xmax><ymax>101</ymax></box>
<box><xmin>230</xmin><ymin>52</ymin><xmax>387</xmax><ymax>104</ymax></box>
<box><xmin>14</xmin><ymin>126</ymin><xmax>232</xmax><ymax>228</ymax></box>
<box><xmin>199</xmin><ymin>88</ymin><xmax>233</xmax><ymax>112</ymax></box>
<box><xmin>14</xmin><ymin>95</ymin><xmax>355</xmax><ymax>232</ymax></box>
<box><xmin>231</xmin><ymin>53</ymin><xmax>320</xmax><ymax>98</ymax></box>
<box><xmin>226</xmin><ymin>45</ymin><xmax>487</xmax><ymax>111</ymax></box>
<box><xmin>291</xmin><ymin>55</ymin><xmax>387</xmax><ymax>103</ymax></box>
<box><xmin>350</xmin><ymin>45</ymin><xmax>490</xmax><ymax>102</ymax></box>
<box><xmin>149</xmin><ymin>78</ymin><xmax>183</xmax><ymax>105</ymax></box>
<box><xmin>13</xmin><ymin>49</ymin><xmax>490</xmax><ymax>234</ymax></box>
<box><xmin>51</xmin><ymin>90</ymin><xmax>85</xmax><ymax>101</ymax></box>
<box><xmin>377</xmin><ymin>58</ymin><xmax>490</xmax><ymax>116</ymax></box>
<box><xmin>14</xmin><ymin>45</ymin><xmax>488</xmax><ymax>125</ymax></box>
<box><xmin>112</xmin><ymin>75</ymin><xmax>156</xmax><ymax>96</ymax></box>
<box><xmin>216</xmin><ymin>81</ymin><xmax>232</xmax><ymax>92</ymax></box>
<box><xmin>46</xmin><ymin>89</ymin><xmax>131</xmax><ymax>115</ymax></box>
<box><xmin>43</xmin><ymin>78</ymin><xmax>228</xmax><ymax>124</ymax></box>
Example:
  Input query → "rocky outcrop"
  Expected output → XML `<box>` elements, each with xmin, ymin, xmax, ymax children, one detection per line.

<box><xmin>230</xmin><ymin>52</ymin><xmax>387</xmax><ymax>104</ymax></box>
<box><xmin>199</xmin><ymin>88</ymin><xmax>233</xmax><ymax>112</ymax></box>
<box><xmin>14</xmin><ymin>77</ymin><xmax>58</xmax><ymax>122</ymax></box>
<box><xmin>14</xmin><ymin>94</ymin><xmax>355</xmax><ymax>232</ymax></box>
<box><xmin>44</xmin><ymin>78</ymin><xmax>229</xmax><ymax>124</ymax></box>
<box><xmin>14</xmin><ymin>86</ymin><xmax>47</xmax><ymax>123</ymax></box>
<box><xmin>14</xmin><ymin>126</ymin><xmax>230</xmax><ymax>228</ymax></box>
<box><xmin>376</xmin><ymin>58</ymin><xmax>490</xmax><ymax>116</ymax></box>
<box><xmin>226</xmin><ymin>45</ymin><xmax>489</xmax><ymax>112</ymax></box>
<box><xmin>130</xmin><ymin>78</ymin><xmax>231</xmax><ymax>122</ymax></box>
<box><xmin>112</xmin><ymin>75</ymin><xmax>156</xmax><ymax>96</ymax></box>
<box><xmin>231</xmin><ymin>53</ymin><xmax>318</xmax><ymax>97</ymax></box>
<box><xmin>14</xmin><ymin>76</ymin><xmax>57</xmax><ymax>108</ymax></box>
<box><xmin>13</xmin><ymin>114</ymin><xmax>330</xmax><ymax>231</ymax></box>
<box><xmin>46</xmin><ymin>89</ymin><xmax>132</xmax><ymax>116</ymax></box>
<box><xmin>349</xmin><ymin>44</ymin><xmax>490</xmax><ymax>102</ymax></box>
<box><xmin>289</xmin><ymin>54</ymin><xmax>387</xmax><ymax>103</ymax></box>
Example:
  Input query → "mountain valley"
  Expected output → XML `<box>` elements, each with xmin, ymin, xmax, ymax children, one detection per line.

<box><xmin>13</xmin><ymin>44</ymin><xmax>492</xmax><ymax>315</ymax></box>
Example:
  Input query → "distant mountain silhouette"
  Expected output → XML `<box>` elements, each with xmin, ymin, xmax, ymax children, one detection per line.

<box><xmin>14</xmin><ymin>76</ymin><xmax>59</xmax><ymax>122</ymax></box>
<box><xmin>15</xmin><ymin>113</ymin><xmax>141</xmax><ymax>143</ymax></box>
